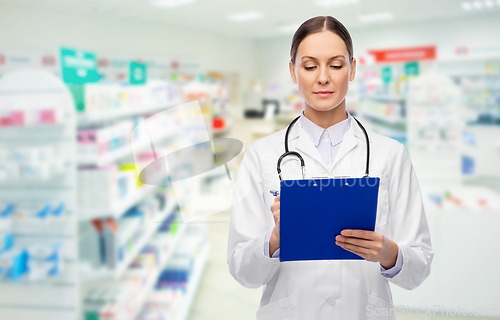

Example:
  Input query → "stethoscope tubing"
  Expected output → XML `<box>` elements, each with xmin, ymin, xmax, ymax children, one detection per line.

<box><xmin>277</xmin><ymin>114</ymin><xmax>371</xmax><ymax>181</ymax></box>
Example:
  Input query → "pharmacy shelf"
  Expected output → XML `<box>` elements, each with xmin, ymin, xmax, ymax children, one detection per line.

<box><xmin>76</xmin><ymin>100</ymin><xmax>183</xmax><ymax>125</ymax></box>
<box><xmin>77</xmin><ymin>129</ymin><xmax>177</xmax><ymax>167</ymax></box>
<box><xmin>178</xmin><ymin>243</ymin><xmax>210</xmax><ymax>320</ymax></box>
<box><xmin>366</xmin><ymin>122</ymin><xmax>407</xmax><ymax>137</ymax></box>
<box><xmin>79</xmin><ymin>197</ymin><xmax>178</xmax><ymax>281</ymax></box>
<box><xmin>127</xmin><ymin>224</ymin><xmax>187</xmax><ymax>320</ymax></box>
<box><xmin>77</xmin><ymin>144</ymin><xmax>139</xmax><ymax>167</ymax></box>
<box><xmin>0</xmin><ymin>69</ymin><xmax>80</xmax><ymax>320</ymax></box>
<box><xmin>78</xmin><ymin>184</ymin><xmax>158</xmax><ymax>221</ymax></box>
<box><xmin>113</xmin><ymin>203</ymin><xmax>176</xmax><ymax>279</ymax></box>
<box><xmin>362</xmin><ymin>95</ymin><xmax>406</xmax><ymax>103</ymax></box>
<box><xmin>359</xmin><ymin>110</ymin><xmax>407</xmax><ymax>126</ymax></box>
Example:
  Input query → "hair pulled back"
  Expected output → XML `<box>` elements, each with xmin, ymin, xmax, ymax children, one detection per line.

<box><xmin>290</xmin><ymin>16</ymin><xmax>353</xmax><ymax>65</ymax></box>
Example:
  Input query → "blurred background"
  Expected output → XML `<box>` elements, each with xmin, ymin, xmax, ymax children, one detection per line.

<box><xmin>0</xmin><ymin>0</ymin><xmax>499</xmax><ymax>319</ymax></box>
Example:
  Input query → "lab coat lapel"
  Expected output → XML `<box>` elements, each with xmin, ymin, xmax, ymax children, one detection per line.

<box><xmin>329</xmin><ymin>119</ymin><xmax>358</xmax><ymax>170</ymax></box>
<box><xmin>294</xmin><ymin>126</ymin><xmax>326</xmax><ymax>168</ymax></box>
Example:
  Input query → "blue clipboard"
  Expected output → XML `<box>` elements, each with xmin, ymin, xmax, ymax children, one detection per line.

<box><xmin>279</xmin><ymin>177</ymin><xmax>380</xmax><ymax>262</ymax></box>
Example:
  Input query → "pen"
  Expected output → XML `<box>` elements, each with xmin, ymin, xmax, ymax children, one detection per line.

<box><xmin>269</xmin><ymin>190</ymin><xmax>279</xmax><ymax>196</ymax></box>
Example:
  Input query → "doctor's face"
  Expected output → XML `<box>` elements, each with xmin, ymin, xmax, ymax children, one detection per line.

<box><xmin>289</xmin><ymin>31</ymin><xmax>356</xmax><ymax>113</ymax></box>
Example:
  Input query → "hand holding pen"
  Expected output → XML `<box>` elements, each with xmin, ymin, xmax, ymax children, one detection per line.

<box><xmin>269</xmin><ymin>189</ymin><xmax>281</xmax><ymax>257</ymax></box>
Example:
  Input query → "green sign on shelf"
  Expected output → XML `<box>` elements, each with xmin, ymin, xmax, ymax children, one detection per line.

<box><xmin>60</xmin><ymin>47</ymin><xmax>99</xmax><ymax>84</ymax></box>
<box><xmin>381</xmin><ymin>66</ymin><xmax>392</xmax><ymax>84</ymax></box>
<box><xmin>129</xmin><ymin>61</ymin><xmax>147</xmax><ymax>85</ymax></box>
<box><xmin>405</xmin><ymin>61</ymin><xmax>420</xmax><ymax>77</ymax></box>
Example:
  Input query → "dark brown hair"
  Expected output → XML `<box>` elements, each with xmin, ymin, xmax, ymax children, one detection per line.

<box><xmin>290</xmin><ymin>16</ymin><xmax>353</xmax><ymax>65</ymax></box>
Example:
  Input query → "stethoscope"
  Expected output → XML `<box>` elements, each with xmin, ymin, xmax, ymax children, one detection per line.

<box><xmin>277</xmin><ymin>115</ymin><xmax>371</xmax><ymax>181</ymax></box>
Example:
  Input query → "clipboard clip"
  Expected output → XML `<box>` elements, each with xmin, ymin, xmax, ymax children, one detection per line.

<box><xmin>311</xmin><ymin>176</ymin><xmax>327</xmax><ymax>186</ymax></box>
<box><xmin>310</xmin><ymin>176</ymin><xmax>352</xmax><ymax>186</ymax></box>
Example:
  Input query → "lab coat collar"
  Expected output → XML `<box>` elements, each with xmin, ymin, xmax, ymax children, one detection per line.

<box><xmin>279</xmin><ymin>112</ymin><xmax>371</xmax><ymax>144</ymax></box>
<box><xmin>279</xmin><ymin>113</ymin><xmax>372</xmax><ymax>170</ymax></box>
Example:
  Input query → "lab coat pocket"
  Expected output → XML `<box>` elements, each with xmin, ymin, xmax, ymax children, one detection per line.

<box><xmin>256</xmin><ymin>297</ymin><xmax>295</xmax><ymax>320</ymax></box>
<box><xmin>375</xmin><ymin>177</ymin><xmax>389</xmax><ymax>230</ymax></box>
<box><xmin>366</xmin><ymin>294</ymin><xmax>395</xmax><ymax>320</ymax></box>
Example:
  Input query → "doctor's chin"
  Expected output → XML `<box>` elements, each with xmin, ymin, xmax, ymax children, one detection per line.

<box><xmin>1</xmin><ymin>1</ymin><xmax>500</xmax><ymax>320</ymax></box>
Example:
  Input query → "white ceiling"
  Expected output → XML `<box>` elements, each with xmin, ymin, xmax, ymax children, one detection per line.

<box><xmin>1</xmin><ymin>0</ymin><xmax>499</xmax><ymax>39</ymax></box>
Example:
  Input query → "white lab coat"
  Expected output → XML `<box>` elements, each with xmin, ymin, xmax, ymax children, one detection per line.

<box><xmin>227</xmin><ymin>116</ymin><xmax>434</xmax><ymax>320</ymax></box>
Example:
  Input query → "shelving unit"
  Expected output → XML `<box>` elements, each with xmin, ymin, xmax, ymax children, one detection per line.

<box><xmin>406</xmin><ymin>72</ymin><xmax>464</xmax><ymax>185</ymax></box>
<box><xmin>358</xmin><ymin>108</ymin><xmax>406</xmax><ymax>125</ymax></box>
<box><xmin>78</xmin><ymin>184</ymin><xmax>158</xmax><ymax>221</ymax></box>
<box><xmin>436</xmin><ymin>57</ymin><xmax>500</xmax><ymax>125</ymax></box>
<box><xmin>0</xmin><ymin>70</ymin><xmax>211</xmax><ymax>320</ymax></box>
<box><xmin>357</xmin><ymin>96</ymin><xmax>408</xmax><ymax>145</ymax></box>
<box><xmin>177</xmin><ymin>243</ymin><xmax>210</xmax><ymax>320</ymax></box>
<box><xmin>76</xmin><ymin>100</ymin><xmax>183</xmax><ymax>126</ymax></box>
<box><xmin>127</xmin><ymin>224</ymin><xmax>188</xmax><ymax>320</ymax></box>
<box><xmin>353</xmin><ymin>63</ymin><xmax>414</xmax><ymax>146</ymax></box>
<box><xmin>0</xmin><ymin>70</ymin><xmax>79</xmax><ymax>320</ymax></box>
<box><xmin>79</xmin><ymin>195</ymin><xmax>178</xmax><ymax>281</ymax></box>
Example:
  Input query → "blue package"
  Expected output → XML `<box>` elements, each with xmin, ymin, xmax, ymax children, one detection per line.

<box><xmin>0</xmin><ymin>234</ymin><xmax>14</xmax><ymax>254</ymax></box>
<box><xmin>35</xmin><ymin>204</ymin><xmax>51</xmax><ymax>219</ymax></box>
<box><xmin>51</xmin><ymin>203</ymin><xmax>65</xmax><ymax>217</ymax></box>
<box><xmin>0</xmin><ymin>204</ymin><xmax>13</xmax><ymax>218</ymax></box>
<box><xmin>8</xmin><ymin>249</ymin><xmax>28</xmax><ymax>280</ymax></box>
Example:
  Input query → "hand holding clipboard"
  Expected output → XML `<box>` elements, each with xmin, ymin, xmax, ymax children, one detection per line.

<box><xmin>269</xmin><ymin>177</ymin><xmax>398</xmax><ymax>267</ymax></box>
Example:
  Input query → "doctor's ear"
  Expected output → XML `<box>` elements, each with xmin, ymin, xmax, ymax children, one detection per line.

<box><xmin>349</xmin><ymin>57</ymin><xmax>357</xmax><ymax>82</ymax></box>
<box><xmin>289</xmin><ymin>61</ymin><xmax>297</xmax><ymax>84</ymax></box>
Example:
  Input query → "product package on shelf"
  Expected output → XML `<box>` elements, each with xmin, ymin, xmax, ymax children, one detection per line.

<box><xmin>77</xmin><ymin>119</ymin><xmax>136</xmax><ymax>159</ymax></box>
<box><xmin>0</xmin><ymin>145</ymin><xmax>67</xmax><ymax>182</ymax></box>
<box><xmin>80</xmin><ymin>189</ymin><xmax>172</xmax><ymax>271</ymax></box>
<box><xmin>82</xmin><ymin>280</ymin><xmax>140</xmax><ymax>320</ymax></box>
<box><xmin>139</xmin><ymin>224</ymin><xmax>208</xmax><ymax>320</ymax></box>
<box><xmin>77</xmin><ymin>164</ymin><xmax>139</xmax><ymax>211</ymax></box>
<box><xmin>0</xmin><ymin>197</ymin><xmax>71</xmax><ymax>282</ymax></box>
<box><xmin>82</xmin><ymin>210</ymin><xmax>182</xmax><ymax>320</ymax></box>
<box><xmin>0</xmin><ymin>200</ymin><xmax>68</xmax><ymax>236</ymax></box>
<box><xmin>0</xmin><ymin>236</ymin><xmax>68</xmax><ymax>282</ymax></box>
<box><xmin>80</xmin><ymin>80</ymin><xmax>180</xmax><ymax>116</ymax></box>
<box><xmin>77</xmin><ymin>111</ymin><xmax>179</xmax><ymax>168</ymax></box>
<box><xmin>0</xmin><ymin>105</ymin><xmax>64</xmax><ymax>127</ymax></box>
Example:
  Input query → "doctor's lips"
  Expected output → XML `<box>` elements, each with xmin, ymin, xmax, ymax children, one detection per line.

<box><xmin>314</xmin><ymin>90</ymin><xmax>333</xmax><ymax>98</ymax></box>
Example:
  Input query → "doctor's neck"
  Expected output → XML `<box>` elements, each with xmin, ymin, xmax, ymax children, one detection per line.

<box><xmin>303</xmin><ymin>102</ymin><xmax>348</xmax><ymax>129</ymax></box>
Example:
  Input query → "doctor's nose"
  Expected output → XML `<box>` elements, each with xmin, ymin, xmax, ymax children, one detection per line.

<box><xmin>317</xmin><ymin>70</ymin><xmax>330</xmax><ymax>85</ymax></box>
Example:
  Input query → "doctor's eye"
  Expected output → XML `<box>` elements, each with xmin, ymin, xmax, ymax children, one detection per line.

<box><xmin>304</xmin><ymin>66</ymin><xmax>316</xmax><ymax>71</ymax></box>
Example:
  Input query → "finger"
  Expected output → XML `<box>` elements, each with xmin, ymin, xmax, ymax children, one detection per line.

<box><xmin>336</xmin><ymin>241</ymin><xmax>372</xmax><ymax>257</ymax></box>
<box><xmin>336</xmin><ymin>242</ymin><xmax>368</xmax><ymax>259</ymax></box>
<box><xmin>341</xmin><ymin>229</ymin><xmax>378</xmax><ymax>240</ymax></box>
<box><xmin>336</xmin><ymin>236</ymin><xmax>373</xmax><ymax>250</ymax></box>
<box><xmin>273</xmin><ymin>210</ymin><xmax>280</xmax><ymax>220</ymax></box>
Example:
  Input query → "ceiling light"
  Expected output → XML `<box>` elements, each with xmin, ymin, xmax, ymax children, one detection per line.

<box><xmin>151</xmin><ymin>0</ymin><xmax>197</xmax><ymax>8</ymax></box>
<box><xmin>484</xmin><ymin>0</ymin><xmax>494</xmax><ymax>7</ymax></box>
<box><xmin>358</xmin><ymin>12</ymin><xmax>394</xmax><ymax>23</ymax></box>
<box><xmin>472</xmin><ymin>0</ymin><xmax>483</xmax><ymax>8</ymax></box>
<box><xmin>315</xmin><ymin>0</ymin><xmax>358</xmax><ymax>7</ymax></box>
<box><xmin>226</xmin><ymin>12</ymin><xmax>264</xmax><ymax>22</ymax></box>
<box><xmin>461</xmin><ymin>2</ymin><xmax>472</xmax><ymax>9</ymax></box>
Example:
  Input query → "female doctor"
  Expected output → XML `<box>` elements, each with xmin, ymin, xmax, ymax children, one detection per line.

<box><xmin>227</xmin><ymin>16</ymin><xmax>433</xmax><ymax>320</ymax></box>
